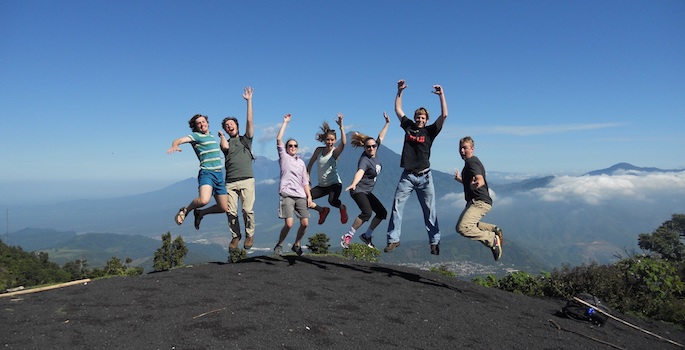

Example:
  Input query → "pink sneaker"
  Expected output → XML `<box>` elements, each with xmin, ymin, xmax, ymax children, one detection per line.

<box><xmin>340</xmin><ymin>234</ymin><xmax>352</xmax><ymax>249</ymax></box>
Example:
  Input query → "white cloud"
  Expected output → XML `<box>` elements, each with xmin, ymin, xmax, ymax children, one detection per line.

<box><xmin>440</xmin><ymin>188</ymin><xmax>513</xmax><ymax>207</ymax></box>
<box><xmin>258</xmin><ymin>179</ymin><xmax>278</xmax><ymax>185</ymax></box>
<box><xmin>531</xmin><ymin>171</ymin><xmax>685</xmax><ymax>205</ymax></box>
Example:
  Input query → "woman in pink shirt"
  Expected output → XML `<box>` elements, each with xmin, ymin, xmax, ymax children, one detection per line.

<box><xmin>274</xmin><ymin>114</ymin><xmax>312</xmax><ymax>256</ymax></box>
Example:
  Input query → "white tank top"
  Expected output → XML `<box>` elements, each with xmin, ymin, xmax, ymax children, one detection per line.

<box><xmin>316</xmin><ymin>149</ymin><xmax>341</xmax><ymax>186</ymax></box>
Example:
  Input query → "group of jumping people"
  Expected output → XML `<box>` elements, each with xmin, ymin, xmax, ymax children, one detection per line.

<box><xmin>167</xmin><ymin>80</ymin><xmax>504</xmax><ymax>262</ymax></box>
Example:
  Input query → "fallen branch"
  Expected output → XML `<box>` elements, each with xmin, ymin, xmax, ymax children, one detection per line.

<box><xmin>192</xmin><ymin>307</ymin><xmax>226</xmax><ymax>319</ymax></box>
<box><xmin>573</xmin><ymin>296</ymin><xmax>683</xmax><ymax>348</ymax></box>
<box><xmin>0</xmin><ymin>279</ymin><xmax>91</xmax><ymax>298</ymax></box>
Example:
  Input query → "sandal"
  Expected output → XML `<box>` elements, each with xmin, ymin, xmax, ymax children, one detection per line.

<box><xmin>175</xmin><ymin>207</ymin><xmax>187</xmax><ymax>225</ymax></box>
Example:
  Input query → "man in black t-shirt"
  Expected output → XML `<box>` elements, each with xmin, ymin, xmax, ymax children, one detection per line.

<box><xmin>454</xmin><ymin>136</ymin><xmax>503</xmax><ymax>261</ymax></box>
<box><xmin>385</xmin><ymin>80</ymin><xmax>448</xmax><ymax>255</ymax></box>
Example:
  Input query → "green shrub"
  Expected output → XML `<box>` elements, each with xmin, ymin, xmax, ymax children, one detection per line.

<box><xmin>472</xmin><ymin>274</ymin><xmax>499</xmax><ymax>288</ymax></box>
<box><xmin>429</xmin><ymin>264</ymin><xmax>456</xmax><ymax>277</ymax></box>
<box><xmin>307</xmin><ymin>233</ymin><xmax>330</xmax><ymax>255</ymax></box>
<box><xmin>229</xmin><ymin>249</ymin><xmax>247</xmax><ymax>263</ymax></box>
<box><xmin>342</xmin><ymin>243</ymin><xmax>380</xmax><ymax>262</ymax></box>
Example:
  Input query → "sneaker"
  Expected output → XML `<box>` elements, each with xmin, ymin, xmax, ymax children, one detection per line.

<box><xmin>291</xmin><ymin>245</ymin><xmax>303</xmax><ymax>256</ymax></box>
<box><xmin>431</xmin><ymin>244</ymin><xmax>440</xmax><ymax>255</ymax></box>
<box><xmin>244</xmin><ymin>235</ymin><xmax>254</xmax><ymax>250</ymax></box>
<box><xmin>491</xmin><ymin>235</ymin><xmax>503</xmax><ymax>261</ymax></box>
<box><xmin>494</xmin><ymin>226</ymin><xmax>503</xmax><ymax>247</ymax></box>
<box><xmin>384</xmin><ymin>241</ymin><xmax>400</xmax><ymax>253</ymax></box>
<box><xmin>193</xmin><ymin>209</ymin><xmax>202</xmax><ymax>230</ymax></box>
<box><xmin>318</xmin><ymin>207</ymin><xmax>330</xmax><ymax>225</ymax></box>
<box><xmin>340</xmin><ymin>204</ymin><xmax>348</xmax><ymax>224</ymax></box>
<box><xmin>229</xmin><ymin>235</ymin><xmax>242</xmax><ymax>252</ymax></box>
<box><xmin>359</xmin><ymin>234</ymin><xmax>375</xmax><ymax>248</ymax></box>
<box><xmin>274</xmin><ymin>244</ymin><xmax>283</xmax><ymax>256</ymax></box>
<box><xmin>340</xmin><ymin>234</ymin><xmax>352</xmax><ymax>249</ymax></box>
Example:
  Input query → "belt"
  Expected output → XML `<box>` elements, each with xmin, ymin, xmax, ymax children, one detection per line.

<box><xmin>411</xmin><ymin>168</ymin><xmax>430</xmax><ymax>176</ymax></box>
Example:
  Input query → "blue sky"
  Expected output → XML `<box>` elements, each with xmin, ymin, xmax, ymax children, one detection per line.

<box><xmin>1</xmin><ymin>0</ymin><xmax>684</xmax><ymax>202</ymax></box>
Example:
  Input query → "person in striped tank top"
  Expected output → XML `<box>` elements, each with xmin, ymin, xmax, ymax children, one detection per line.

<box><xmin>167</xmin><ymin>114</ymin><xmax>229</xmax><ymax>226</ymax></box>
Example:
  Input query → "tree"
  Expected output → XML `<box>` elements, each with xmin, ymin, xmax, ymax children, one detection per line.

<box><xmin>638</xmin><ymin>213</ymin><xmax>685</xmax><ymax>262</ymax></box>
<box><xmin>153</xmin><ymin>232</ymin><xmax>188</xmax><ymax>271</ymax></box>
<box><xmin>307</xmin><ymin>233</ymin><xmax>330</xmax><ymax>254</ymax></box>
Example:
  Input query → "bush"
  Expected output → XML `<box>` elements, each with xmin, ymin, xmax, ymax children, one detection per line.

<box><xmin>229</xmin><ymin>249</ymin><xmax>247</xmax><ymax>263</ymax></box>
<box><xmin>342</xmin><ymin>243</ymin><xmax>380</xmax><ymax>262</ymax></box>
<box><xmin>307</xmin><ymin>233</ymin><xmax>330</xmax><ymax>254</ymax></box>
<box><xmin>429</xmin><ymin>264</ymin><xmax>457</xmax><ymax>277</ymax></box>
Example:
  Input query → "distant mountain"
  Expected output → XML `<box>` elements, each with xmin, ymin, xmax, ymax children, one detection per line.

<box><xmin>583</xmin><ymin>162</ymin><xmax>684</xmax><ymax>176</ymax></box>
<box><xmin>3</xmin><ymin>228</ymin><xmax>227</xmax><ymax>272</ymax></box>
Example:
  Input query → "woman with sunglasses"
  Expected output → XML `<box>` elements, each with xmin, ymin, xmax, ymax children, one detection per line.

<box><xmin>274</xmin><ymin>114</ymin><xmax>312</xmax><ymax>256</ymax></box>
<box><xmin>306</xmin><ymin>113</ymin><xmax>348</xmax><ymax>225</ymax></box>
<box><xmin>341</xmin><ymin>112</ymin><xmax>391</xmax><ymax>249</ymax></box>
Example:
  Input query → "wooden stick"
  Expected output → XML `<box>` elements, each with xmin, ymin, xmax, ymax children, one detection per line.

<box><xmin>573</xmin><ymin>296</ymin><xmax>683</xmax><ymax>348</ymax></box>
<box><xmin>192</xmin><ymin>307</ymin><xmax>226</xmax><ymax>319</ymax></box>
<box><xmin>0</xmin><ymin>279</ymin><xmax>91</xmax><ymax>298</ymax></box>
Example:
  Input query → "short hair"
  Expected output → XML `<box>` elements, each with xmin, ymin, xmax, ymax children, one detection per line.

<box><xmin>350</xmin><ymin>132</ymin><xmax>375</xmax><ymax>148</ymax></box>
<box><xmin>460</xmin><ymin>136</ymin><xmax>474</xmax><ymax>148</ymax></box>
<box><xmin>414</xmin><ymin>107</ymin><xmax>430</xmax><ymax>121</ymax></box>
<box><xmin>315</xmin><ymin>121</ymin><xmax>337</xmax><ymax>143</ymax></box>
<box><xmin>188</xmin><ymin>114</ymin><xmax>208</xmax><ymax>132</ymax></box>
<box><xmin>222</xmin><ymin>117</ymin><xmax>240</xmax><ymax>131</ymax></box>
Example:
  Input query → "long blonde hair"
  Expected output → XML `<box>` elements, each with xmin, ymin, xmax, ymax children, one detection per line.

<box><xmin>350</xmin><ymin>132</ymin><xmax>375</xmax><ymax>148</ymax></box>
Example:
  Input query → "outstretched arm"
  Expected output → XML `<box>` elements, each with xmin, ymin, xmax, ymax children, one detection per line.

<box><xmin>243</xmin><ymin>86</ymin><xmax>254</xmax><ymax>138</ymax></box>
<box><xmin>376</xmin><ymin>112</ymin><xmax>391</xmax><ymax>146</ymax></box>
<box><xmin>394</xmin><ymin>79</ymin><xmax>407</xmax><ymax>122</ymax></box>
<box><xmin>276</xmin><ymin>114</ymin><xmax>291</xmax><ymax>146</ymax></box>
<box><xmin>167</xmin><ymin>136</ymin><xmax>192</xmax><ymax>154</ymax></box>
<box><xmin>345</xmin><ymin>169</ymin><xmax>366</xmax><ymax>192</ymax></box>
<box><xmin>432</xmin><ymin>84</ymin><xmax>448</xmax><ymax>129</ymax></box>
<box><xmin>332</xmin><ymin>113</ymin><xmax>346</xmax><ymax>159</ymax></box>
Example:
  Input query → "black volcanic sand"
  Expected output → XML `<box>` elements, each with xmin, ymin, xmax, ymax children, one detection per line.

<box><xmin>2</xmin><ymin>255</ymin><xmax>683</xmax><ymax>350</ymax></box>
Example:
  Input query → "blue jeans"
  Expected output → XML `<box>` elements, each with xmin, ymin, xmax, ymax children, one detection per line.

<box><xmin>386</xmin><ymin>170</ymin><xmax>440</xmax><ymax>245</ymax></box>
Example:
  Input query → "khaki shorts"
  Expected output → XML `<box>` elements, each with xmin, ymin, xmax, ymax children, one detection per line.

<box><xmin>278</xmin><ymin>193</ymin><xmax>310</xmax><ymax>219</ymax></box>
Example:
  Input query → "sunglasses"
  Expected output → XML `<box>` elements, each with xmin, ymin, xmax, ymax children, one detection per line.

<box><xmin>287</xmin><ymin>144</ymin><xmax>299</xmax><ymax>148</ymax></box>
<box><xmin>365</xmin><ymin>144</ymin><xmax>378</xmax><ymax>149</ymax></box>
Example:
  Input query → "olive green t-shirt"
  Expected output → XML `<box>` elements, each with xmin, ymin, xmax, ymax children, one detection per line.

<box><xmin>224</xmin><ymin>135</ymin><xmax>254</xmax><ymax>182</ymax></box>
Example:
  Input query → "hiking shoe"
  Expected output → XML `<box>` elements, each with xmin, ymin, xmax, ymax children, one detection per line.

<box><xmin>340</xmin><ymin>204</ymin><xmax>348</xmax><ymax>224</ymax></box>
<box><xmin>359</xmin><ymin>234</ymin><xmax>375</xmax><ymax>248</ymax></box>
<box><xmin>274</xmin><ymin>244</ymin><xmax>284</xmax><ymax>256</ymax></box>
<box><xmin>491</xmin><ymin>235</ymin><xmax>503</xmax><ymax>261</ymax></box>
<box><xmin>384</xmin><ymin>241</ymin><xmax>400</xmax><ymax>253</ymax></box>
<box><xmin>193</xmin><ymin>209</ymin><xmax>202</xmax><ymax>230</ymax></box>
<box><xmin>340</xmin><ymin>234</ymin><xmax>352</xmax><ymax>249</ymax></box>
<box><xmin>494</xmin><ymin>226</ymin><xmax>503</xmax><ymax>247</ymax></box>
<box><xmin>318</xmin><ymin>207</ymin><xmax>330</xmax><ymax>225</ymax></box>
<box><xmin>431</xmin><ymin>244</ymin><xmax>440</xmax><ymax>256</ymax></box>
<box><xmin>244</xmin><ymin>235</ymin><xmax>254</xmax><ymax>250</ymax></box>
<box><xmin>291</xmin><ymin>245</ymin><xmax>303</xmax><ymax>256</ymax></box>
<box><xmin>229</xmin><ymin>235</ymin><xmax>242</xmax><ymax>252</ymax></box>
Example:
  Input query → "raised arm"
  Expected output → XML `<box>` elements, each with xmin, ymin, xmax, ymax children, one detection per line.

<box><xmin>432</xmin><ymin>84</ymin><xmax>448</xmax><ymax>129</ymax></box>
<box><xmin>332</xmin><ymin>112</ymin><xmax>346</xmax><ymax>159</ymax></box>
<box><xmin>394</xmin><ymin>79</ymin><xmax>408</xmax><ymax>122</ymax></box>
<box><xmin>243</xmin><ymin>86</ymin><xmax>254</xmax><ymax>138</ymax></box>
<box><xmin>276</xmin><ymin>114</ymin><xmax>291</xmax><ymax>146</ymax></box>
<box><xmin>376</xmin><ymin>112</ymin><xmax>391</xmax><ymax>146</ymax></box>
<box><xmin>167</xmin><ymin>136</ymin><xmax>192</xmax><ymax>154</ymax></box>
